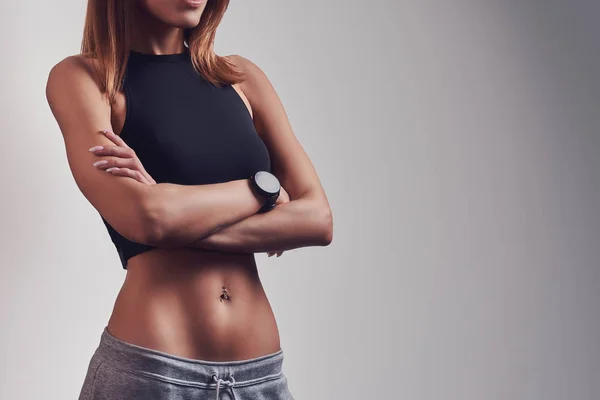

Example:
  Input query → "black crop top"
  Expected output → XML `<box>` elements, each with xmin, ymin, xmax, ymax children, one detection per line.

<box><xmin>101</xmin><ymin>46</ymin><xmax>271</xmax><ymax>269</ymax></box>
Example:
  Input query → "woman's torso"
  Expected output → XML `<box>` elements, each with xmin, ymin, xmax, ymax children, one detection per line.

<box><xmin>99</xmin><ymin>49</ymin><xmax>280</xmax><ymax>361</ymax></box>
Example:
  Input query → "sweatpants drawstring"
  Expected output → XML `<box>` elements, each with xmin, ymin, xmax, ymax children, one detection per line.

<box><xmin>212</xmin><ymin>373</ymin><xmax>237</xmax><ymax>400</ymax></box>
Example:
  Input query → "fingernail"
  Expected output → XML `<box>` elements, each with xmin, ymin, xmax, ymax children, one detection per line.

<box><xmin>89</xmin><ymin>146</ymin><xmax>103</xmax><ymax>152</ymax></box>
<box><xmin>106</xmin><ymin>167</ymin><xmax>120</xmax><ymax>173</ymax></box>
<box><xmin>102</xmin><ymin>130</ymin><xmax>114</xmax><ymax>136</ymax></box>
<box><xmin>93</xmin><ymin>160</ymin><xmax>108</xmax><ymax>167</ymax></box>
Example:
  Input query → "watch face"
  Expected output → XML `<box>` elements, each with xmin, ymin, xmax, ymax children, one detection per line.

<box><xmin>255</xmin><ymin>171</ymin><xmax>280</xmax><ymax>195</ymax></box>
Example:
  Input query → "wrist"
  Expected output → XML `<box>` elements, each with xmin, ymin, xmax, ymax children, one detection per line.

<box><xmin>249</xmin><ymin>171</ymin><xmax>280</xmax><ymax>213</ymax></box>
<box><xmin>247</xmin><ymin>178</ymin><xmax>268</xmax><ymax>211</ymax></box>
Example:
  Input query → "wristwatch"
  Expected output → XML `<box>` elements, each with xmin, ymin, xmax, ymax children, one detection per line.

<box><xmin>250</xmin><ymin>171</ymin><xmax>280</xmax><ymax>213</ymax></box>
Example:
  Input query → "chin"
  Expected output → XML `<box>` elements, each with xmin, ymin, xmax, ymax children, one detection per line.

<box><xmin>177</xmin><ymin>14</ymin><xmax>204</xmax><ymax>28</ymax></box>
<box><xmin>176</xmin><ymin>3</ymin><xmax>207</xmax><ymax>27</ymax></box>
<box><xmin>142</xmin><ymin>0</ymin><xmax>207</xmax><ymax>28</ymax></box>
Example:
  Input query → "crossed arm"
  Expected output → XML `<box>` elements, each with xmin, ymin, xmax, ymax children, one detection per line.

<box><xmin>181</xmin><ymin>55</ymin><xmax>332</xmax><ymax>254</ymax></box>
<box><xmin>46</xmin><ymin>54</ymin><xmax>332</xmax><ymax>255</ymax></box>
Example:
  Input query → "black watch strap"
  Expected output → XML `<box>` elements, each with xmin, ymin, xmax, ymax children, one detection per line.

<box><xmin>258</xmin><ymin>195</ymin><xmax>278</xmax><ymax>213</ymax></box>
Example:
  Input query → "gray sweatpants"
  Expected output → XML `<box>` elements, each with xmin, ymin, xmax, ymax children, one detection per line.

<box><xmin>78</xmin><ymin>327</ymin><xmax>295</xmax><ymax>400</ymax></box>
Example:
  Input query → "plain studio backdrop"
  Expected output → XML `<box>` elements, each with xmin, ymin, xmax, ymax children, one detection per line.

<box><xmin>1</xmin><ymin>1</ymin><xmax>599</xmax><ymax>399</ymax></box>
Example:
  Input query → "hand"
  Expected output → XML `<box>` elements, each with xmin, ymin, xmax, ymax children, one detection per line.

<box><xmin>267</xmin><ymin>186</ymin><xmax>290</xmax><ymax>258</ymax></box>
<box><xmin>276</xmin><ymin>186</ymin><xmax>290</xmax><ymax>205</ymax></box>
<box><xmin>90</xmin><ymin>130</ymin><xmax>156</xmax><ymax>185</ymax></box>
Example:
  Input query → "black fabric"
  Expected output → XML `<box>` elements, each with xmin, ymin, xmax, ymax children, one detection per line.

<box><xmin>101</xmin><ymin>47</ymin><xmax>271</xmax><ymax>269</ymax></box>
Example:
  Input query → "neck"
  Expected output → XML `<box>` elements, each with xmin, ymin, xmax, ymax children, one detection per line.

<box><xmin>130</xmin><ymin>4</ymin><xmax>187</xmax><ymax>55</ymax></box>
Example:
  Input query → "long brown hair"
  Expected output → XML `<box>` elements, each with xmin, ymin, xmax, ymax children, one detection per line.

<box><xmin>81</xmin><ymin>0</ymin><xmax>243</xmax><ymax>104</ymax></box>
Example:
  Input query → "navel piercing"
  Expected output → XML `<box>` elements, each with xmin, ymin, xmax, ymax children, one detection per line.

<box><xmin>220</xmin><ymin>285</ymin><xmax>231</xmax><ymax>302</ymax></box>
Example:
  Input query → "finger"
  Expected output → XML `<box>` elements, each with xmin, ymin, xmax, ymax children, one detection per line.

<box><xmin>277</xmin><ymin>197</ymin><xmax>289</xmax><ymax>205</ymax></box>
<box><xmin>105</xmin><ymin>167</ymin><xmax>151</xmax><ymax>184</ymax></box>
<box><xmin>93</xmin><ymin>157</ymin><xmax>139</xmax><ymax>171</ymax></box>
<box><xmin>89</xmin><ymin>144</ymin><xmax>136</xmax><ymax>159</ymax></box>
<box><xmin>102</xmin><ymin>130</ymin><xmax>133</xmax><ymax>149</ymax></box>
<box><xmin>90</xmin><ymin>145</ymin><xmax>156</xmax><ymax>184</ymax></box>
<box><xmin>279</xmin><ymin>188</ymin><xmax>290</xmax><ymax>203</ymax></box>
<box><xmin>106</xmin><ymin>167</ymin><xmax>151</xmax><ymax>184</ymax></box>
<box><xmin>94</xmin><ymin>156</ymin><xmax>155</xmax><ymax>184</ymax></box>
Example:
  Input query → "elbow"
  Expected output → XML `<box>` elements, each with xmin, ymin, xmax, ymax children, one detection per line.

<box><xmin>136</xmin><ymin>212</ymin><xmax>166</xmax><ymax>247</ymax></box>
<box><xmin>128</xmin><ymin>194</ymin><xmax>170</xmax><ymax>246</ymax></box>
<box><xmin>316</xmin><ymin>205</ymin><xmax>333</xmax><ymax>246</ymax></box>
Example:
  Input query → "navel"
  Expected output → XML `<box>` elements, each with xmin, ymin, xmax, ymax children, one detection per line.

<box><xmin>219</xmin><ymin>285</ymin><xmax>231</xmax><ymax>302</ymax></box>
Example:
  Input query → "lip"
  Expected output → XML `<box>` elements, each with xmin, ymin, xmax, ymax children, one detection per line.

<box><xmin>182</xmin><ymin>0</ymin><xmax>206</xmax><ymax>7</ymax></box>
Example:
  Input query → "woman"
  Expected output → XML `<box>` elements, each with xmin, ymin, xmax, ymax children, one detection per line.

<box><xmin>45</xmin><ymin>0</ymin><xmax>333</xmax><ymax>399</ymax></box>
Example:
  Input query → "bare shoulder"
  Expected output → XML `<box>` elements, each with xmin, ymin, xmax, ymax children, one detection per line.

<box><xmin>224</xmin><ymin>54</ymin><xmax>272</xmax><ymax>96</ymax></box>
<box><xmin>225</xmin><ymin>54</ymin><xmax>262</xmax><ymax>77</ymax></box>
<box><xmin>46</xmin><ymin>53</ymin><xmax>111</xmax><ymax>146</ymax></box>
<box><xmin>47</xmin><ymin>54</ymin><xmax>98</xmax><ymax>84</ymax></box>
<box><xmin>224</xmin><ymin>54</ymin><xmax>269</xmax><ymax>120</ymax></box>
<box><xmin>46</xmin><ymin>54</ymin><xmax>103</xmax><ymax>104</ymax></box>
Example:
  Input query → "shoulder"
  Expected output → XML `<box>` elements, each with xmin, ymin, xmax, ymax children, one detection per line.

<box><xmin>224</xmin><ymin>54</ymin><xmax>272</xmax><ymax>94</ymax></box>
<box><xmin>47</xmin><ymin>54</ymin><xmax>98</xmax><ymax>84</ymax></box>
<box><xmin>46</xmin><ymin>54</ymin><xmax>103</xmax><ymax>102</ymax></box>
<box><xmin>223</xmin><ymin>54</ymin><xmax>279</xmax><ymax>117</ymax></box>
<box><xmin>225</xmin><ymin>54</ymin><xmax>263</xmax><ymax>78</ymax></box>
<box><xmin>46</xmin><ymin>54</ymin><xmax>111</xmax><ymax>138</ymax></box>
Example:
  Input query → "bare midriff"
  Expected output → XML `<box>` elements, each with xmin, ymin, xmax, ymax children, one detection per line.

<box><xmin>106</xmin><ymin>248</ymin><xmax>281</xmax><ymax>362</ymax></box>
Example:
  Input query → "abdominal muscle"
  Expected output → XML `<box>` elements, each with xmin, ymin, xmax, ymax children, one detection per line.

<box><xmin>106</xmin><ymin>248</ymin><xmax>281</xmax><ymax>362</ymax></box>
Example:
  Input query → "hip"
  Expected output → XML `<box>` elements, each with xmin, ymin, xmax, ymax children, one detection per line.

<box><xmin>79</xmin><ymin>327</ymin><xmax>294</xmax><ymax>400</ymax></box>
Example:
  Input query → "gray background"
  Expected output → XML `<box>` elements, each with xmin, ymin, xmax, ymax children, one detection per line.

<box><xmin>1</xmin><ymin>1</ymin><xmax>599</xmax><ymax>399</ymax></box>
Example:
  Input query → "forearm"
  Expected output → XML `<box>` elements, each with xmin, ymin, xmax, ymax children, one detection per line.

<box><xmin>141</xmin><ymin>179</ymin><xmax>264</xmax><ymax>247</ymax></box>
<box><xmin>189</xmin><ymin>197</ymin><xmax>333</xmax><ymax>253</ymax></box>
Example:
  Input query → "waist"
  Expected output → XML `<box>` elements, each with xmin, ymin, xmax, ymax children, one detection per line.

<box><xmin>107</xmin><ymin>248</ymin><xmax>281</xmax><ymax>361</ymax></box>
<box><xmin>95</xmin><ymin>326</ymin><xmax>284</xmax><ymax>386</ymax></box>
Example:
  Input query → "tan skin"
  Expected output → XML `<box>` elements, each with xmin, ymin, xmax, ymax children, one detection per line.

<box><xmin>46</xmin><ymin>0</ymin><xmax>332</xmax><ymax>362</ymax></box>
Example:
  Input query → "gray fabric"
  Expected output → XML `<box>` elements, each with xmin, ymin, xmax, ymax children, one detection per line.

<box><xmin>78</xmin><ymin>327</ymin><xmax>295</xmax><ymax>400</ymax></box>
